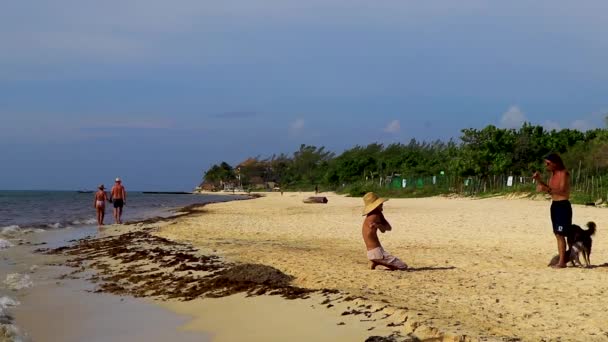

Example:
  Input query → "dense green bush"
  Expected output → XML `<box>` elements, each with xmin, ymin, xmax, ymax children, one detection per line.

<box><xmin>201</xmin><ymin>123</ymin><xmax>608</xmax><ymax>202</ymax></box>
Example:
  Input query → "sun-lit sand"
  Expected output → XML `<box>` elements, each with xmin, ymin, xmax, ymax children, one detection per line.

<box><xmin>156</xmin><ymin>192</ymin><xmax>608</xmax><ymax>341</ymax></box>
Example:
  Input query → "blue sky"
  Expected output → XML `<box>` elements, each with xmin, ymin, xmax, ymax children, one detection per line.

<box><xmin>1</xmin><ymin>1</ymin><xmax>607</xmax><ymax>190</ymax></box>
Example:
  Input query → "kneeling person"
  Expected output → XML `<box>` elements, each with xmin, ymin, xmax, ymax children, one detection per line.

<box><xmin>362</xmin><ymin>192</ymin><xmax>408</xmax><ymax>271</ymax></box>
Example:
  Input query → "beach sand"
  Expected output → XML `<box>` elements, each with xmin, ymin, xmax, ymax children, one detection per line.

<box><xmin>151</xmin><ymin>192</ymin><xmax>608</xmax><ymax>341</ymax></box>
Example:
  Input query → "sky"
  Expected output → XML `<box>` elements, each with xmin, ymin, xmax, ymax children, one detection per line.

<box><xmin>1</xmin><ymin>0</ymin><xmax>607</xmax><ymax>190</ymax></box>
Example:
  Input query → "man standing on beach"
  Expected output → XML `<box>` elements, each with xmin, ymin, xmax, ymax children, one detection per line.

<box><xmin>533</xmin><ymin>153</ymin><xmax>571</xmax><ymax>269</ymax></box>
<box><xmin>111</xmin><ymin>178</ymin><xmax>127</xmax><ymax>224</ymax></box>
<box><xmin>361</xmin><ymin>192</ymin><xmax>408</xmax><ymax>271</ymax></box>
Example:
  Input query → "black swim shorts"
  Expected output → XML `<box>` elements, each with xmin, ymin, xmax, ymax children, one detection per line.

<box><xmin>550</xmin><ymin>200</ymin><xmax>572</xmax><ymax>236</ymax></box>
<box><xmin>113</xmin><ymin>199</ymin><xmax>124</xmax><ymax>209</ymax></box>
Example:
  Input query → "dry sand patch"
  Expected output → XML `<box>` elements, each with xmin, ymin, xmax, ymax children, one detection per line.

<box><xmin>156</xmin><ymin>193</ymin><xmax>608</xmax><ymax>341</ymax></box>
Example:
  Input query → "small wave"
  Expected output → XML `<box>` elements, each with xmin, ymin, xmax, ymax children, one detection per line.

<box><xmin>46</xmin><ymin>223</ymin><xmax>62</xmax><ymax>229</ymax></box>
<box><xmin>3</xmin><ymin>274</ymin><xmax>33</xmax><ymax>291</ymax></box>
<box><xmin>0</xmin><ymin>226</ymin><xmax>20</xmax><ymax>237</ymax></box>
<box><xmin>0</xmin><ymin>296</ymin><xmax>26</xmax><ymax>342</ymax></box>
<box><xmin>4</xmin><ymin>228</ymin><xmax>46</xmax><ymax>237</ymax></box>
<box><xmin>0</xmin><ymin>239</ymin><xmax>13</xmax><ymax>250</ymax></box>
<box><xmin>0</xmin><ymin>297</ymin><xmax>19</xmax><ymax>309</ymax></box>
<box><xmin>71</xmin><ymin>218</ymin><xmax>97</xmax><ymax>226</ymax></box>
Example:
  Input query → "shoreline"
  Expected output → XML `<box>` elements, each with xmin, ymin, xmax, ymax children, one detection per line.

<box><xmin>43</xmin><ymin>208</ymin><xmax>410</xmax><ymax>341</ymax></box>
<box><xmin>0</xmin><ymin>194</ymin><xmax>249</xmax><ymax>342</ymax></box>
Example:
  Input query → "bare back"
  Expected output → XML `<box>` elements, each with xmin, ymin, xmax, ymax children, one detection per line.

<box><xmin>95</xmin><ymin>190</ymin><xmax>107</xmax><ymax>201</ymax></box>
<box><xmin>111</xmin><ymin>185</ymin><xmax>125</xmax><ymax>200</ymax></box>
<box><xmin>362</xmin><ymin>215</ymin><xmax>381</xmax><ymax>250</ymax></box>
<box><xmin>362</xmin><ymin>211</ymin><xmax>392</xmax><ymax>251</ymax></box>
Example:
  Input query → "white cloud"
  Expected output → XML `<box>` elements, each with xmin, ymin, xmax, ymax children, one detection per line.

<box><xmin>543</xmin><ymin>120</ymin><xmax>561</xmax><ymax>131</ymax></box>
<box><xmin>571</xmin><ymin>119</ymin><xmax>593</xmax><ymax>131</ymax></box>
<box><xmin>81</xmin><ymin>117</ymin><xmax>174</xmax><ymax>130</ymax></box>
<box><xmin>499</xmin><ymin>106</ymin><xmax>526</xmax><ymax>129</ymax></box>
<box><xmin>384</xmin><ymin>120</ymin><xmax>401</xmax><ymax>133</ymax></box>
<box><xmin>567</xmin><ymin>109</ymin><xmax>608</xmax><ymax>131</ymax></box>
<box><xmin>288</xmin><ymin>119</ymin><xmax>305</xmax><ymax>137</ymax></box>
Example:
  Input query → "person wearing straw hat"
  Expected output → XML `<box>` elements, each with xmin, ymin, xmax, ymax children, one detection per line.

<box><xmin>362</xmin><ymin>192</ymin><xmax>408</xmax><ymax>270</ymax></box>
<box><xmin>93</xmin><ymin>184</ymin><xmax>109</xmax><ymax>226</ymax></box>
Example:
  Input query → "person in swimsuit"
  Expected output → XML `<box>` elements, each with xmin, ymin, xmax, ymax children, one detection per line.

<box><xmin>111</xmin><ymin>177</ymin><xmax>127</xmax><ymax>224</ymax></box>
<box><xmin>533</xmin><ymin>153</ymin><xmax>572</xmax><ymax>269</ymax></box>
<box><xmin>93</xmin><ymin>184</ymin><xmax>109</xmax><ymax>226</ymax></box>
<box><xmin>112</xmin><ymin>178</ymin><xmax>127</xmax><ymax>224</ymax></box>
<box><xmin>361</xmin><ymin>192</ymin><xmax>408</xmax><ymax>271</ymax></box>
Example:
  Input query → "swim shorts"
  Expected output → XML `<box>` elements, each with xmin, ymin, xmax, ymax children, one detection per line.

<box><xmin>366</xmin><ymin>247</ymin><xmax>408</xmax><ymax>270</ymax></box>
<box><xmin>113</xmin><ymin>199</ymin><xmax>124</xmax><ymax>209</ymax></box>
<box><xmin>550</xmin><ymin>200</ymin><xmax>572</xmax><ymax>236</ymax></box>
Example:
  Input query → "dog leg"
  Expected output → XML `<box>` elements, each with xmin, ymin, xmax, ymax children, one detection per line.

<box><xmin>572</xmin><ymin>252</ymin><xmax>583</xmax><ymax>267</ymax></box>
<box><xmin>583</xmin><ymin>249</ymin><xmax>591</xmax><ymax>268</ymax></box>
<box><xmin>567</xmin><ymin>247</ymin><xmax>578</xmax><ymax>267</ymax></box>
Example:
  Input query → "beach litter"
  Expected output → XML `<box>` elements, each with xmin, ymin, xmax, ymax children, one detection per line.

<box><xmin>303</xmin><ymin>196</ymin><xmax>328</xmax><ymax>204</ymax></box>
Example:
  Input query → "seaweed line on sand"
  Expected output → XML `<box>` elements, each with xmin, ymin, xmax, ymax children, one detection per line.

<box><xmin>36</xmin><ymin>217</ymin><xmax>519</xmax><ymax>342</ymax></box>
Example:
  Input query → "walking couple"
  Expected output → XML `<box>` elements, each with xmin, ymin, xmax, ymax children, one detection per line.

<box><xmin>94</xmin><ymin>178</ymin><xmax>127</xmax><ymax>226</ymax></box>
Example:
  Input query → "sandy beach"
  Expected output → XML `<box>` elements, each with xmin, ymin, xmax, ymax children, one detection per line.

<box><xmin>40</xmin><ymin>192</ymin><xmax>608</xmax><ymax>341</ymax></box>
<box><xmin>152</xmin><ymin>192</ymin><xmax>608</xmax><ymax>341</ymax></box>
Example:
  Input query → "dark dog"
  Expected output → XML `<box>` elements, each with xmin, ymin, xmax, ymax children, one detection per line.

<box><xmin>548</xmin><ymin>221</ymin><xmax>596</xmax><ymax>267</ymax></box>
<box><xmin>569</xmin><ymin>221</ymin><xmax>596</xmax><ymax>267</ymax></box>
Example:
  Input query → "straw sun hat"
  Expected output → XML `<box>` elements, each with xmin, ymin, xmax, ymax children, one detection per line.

<box><xmin>362</xmin><ymin>192</ymin><xmax>388</xmax><ymax>216</ymax></box>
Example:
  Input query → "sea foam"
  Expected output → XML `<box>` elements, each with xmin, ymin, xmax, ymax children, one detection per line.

<box><xmin>0</xmin><ymin>226</ymin><xmax>20</xmax><ymax>237</ymax></box>
<box><xmin>0</xmin><ymin>239</ymin><xmax>13</xmax><ymax>250</ymax></box>
<box><xmin>0</xmin><ymin>295</ymin><xmax>25</xmax><ymax>342</ymax></box>
<box><xmin>0</xmin><ymin>297</ymin><xmax>19</xmax><ymax>311</ymax></box>
<box><xmin>3</xmin><ymin>274</ymin><xmax>33</xmax><ymax>291</ymax></box>
<box><xmin>72</xmin><ymin>218</ymin><xmax>97</xmax><ymax>225</ymax></box>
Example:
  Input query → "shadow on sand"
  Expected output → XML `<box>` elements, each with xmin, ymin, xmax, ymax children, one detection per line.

<box><xmin>406</xmin><ymin>266</ymin><xmax>456</xmax><ymax>272</ymax></box>
<box><xmin>377</xmin><ymin>266</ymin><xmax>456</xmax><ymax>272</ymax></box>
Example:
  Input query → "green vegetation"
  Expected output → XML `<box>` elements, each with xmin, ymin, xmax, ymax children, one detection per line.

<box><xmin>201</xmin><ymin>122</ymin><xmax>608</xmax><ymax>204</ymax></box>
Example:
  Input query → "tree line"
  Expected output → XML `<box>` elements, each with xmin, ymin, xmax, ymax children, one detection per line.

<box><xmin>201</xmin><ymin>123</ymin><xmax>608</xmax><ymax>199</ymax></box>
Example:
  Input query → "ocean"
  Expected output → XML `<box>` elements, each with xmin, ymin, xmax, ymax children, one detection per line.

<box><xmin>0</xmin><ymin>190</ymin><xmax>242</xmax><ymax>233</ymax></box>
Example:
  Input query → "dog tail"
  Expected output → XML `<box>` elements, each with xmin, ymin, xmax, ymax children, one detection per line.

<box><xmin>586</xmin><ymin>221</ymin><xmax>597</xmax><ymax>236</ymax></box>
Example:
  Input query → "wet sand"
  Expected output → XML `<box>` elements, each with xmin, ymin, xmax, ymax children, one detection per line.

<box><xmin>1</xmin><ymin>227</ymin><xmax>210</xmax><ymax>342</ymax></box>
<box><xmin>13</xmin><ymin>275</ymin><xmax>209</xmax><ymax>342</ymax></box>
